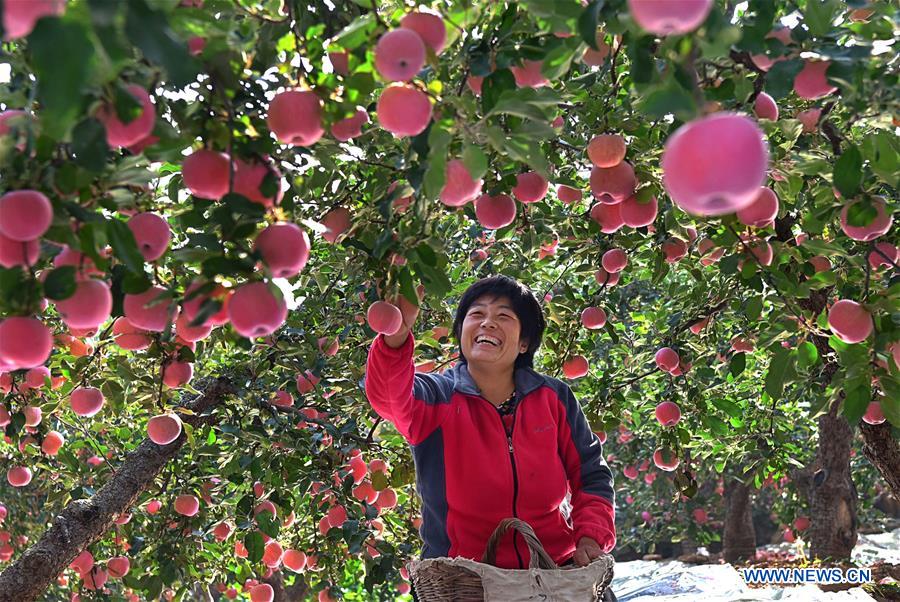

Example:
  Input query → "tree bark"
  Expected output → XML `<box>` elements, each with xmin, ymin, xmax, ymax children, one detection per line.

<box><xmin>796</xmin><ymin>291</ymin><xmax>858</xmax><ymax>560</ymax></box>
<box><xmin>860</xmin><ymin>421</ymin><xmax>900</xmax><ymax>500</ymax></box>
<box><xmin>808</xmin><ymin>410</ymin><xmax>858</xmax><ymax>560</ymax></box>
<box><xmin>0</xmin><ymin>377</ymin><xmax>236</xmax><ymax>602</ymax></box>
<box><xmin>723</xmin><ymin>479</ymin><xmax>756</xmax><ymax>562</ymax></box>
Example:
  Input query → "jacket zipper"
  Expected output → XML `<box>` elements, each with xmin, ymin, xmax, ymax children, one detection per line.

<box><xmin>482</xmin><ymin>397</ymin><xmax>525</xmax><ymax>569</ymax></box>
<box><xmin>476</xmin><ymin>392</ymin><xmax>526</xmax><ymax>568</ymax></box>
<box><xmin>506</xmin><ymin>406</ymin><xmax>524</xmax><ymax>568</ymax></box>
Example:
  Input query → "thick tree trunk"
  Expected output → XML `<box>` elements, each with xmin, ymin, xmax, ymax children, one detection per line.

<box><xmin>794</xmin><ymin>291</ymin><xmax>858</xmax><ymax>560</ymax></box>
<box><xmin>860</xmin><ymin>421</ymin><xmax>900</xmax><ymax>500</ymax></box>
<box><xmin>723</xmin><ymin>479</ymin><xmax>756</xmax><ymax>562</ymax></box>
<box><xmin>808</xmin><ymin>410</ymin><xmax>858</xmax><ymax>560</ymax></box>
<box><xmin>0</xmin><ymin>377</ymin><xmax>236</xmax><ymax>602</ymax></box>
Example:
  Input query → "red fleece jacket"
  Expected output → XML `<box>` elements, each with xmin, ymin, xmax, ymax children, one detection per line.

<box><xmin>363</xmin><ymin>332</ymin><xmax>616</xmax><ymax>568</ymax></box>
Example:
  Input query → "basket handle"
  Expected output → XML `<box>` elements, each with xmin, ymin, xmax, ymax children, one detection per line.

<box><xmin>481</xmin><ymin>518</ymin><xmax>558</xmax><ymax>570</ymax></box>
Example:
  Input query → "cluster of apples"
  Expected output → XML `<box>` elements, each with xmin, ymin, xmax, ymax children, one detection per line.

<box><xmin>563</xmin><ymin>249</ymin><xmax>633</xmax><ymax>380</ymax></box>
<box><xmin>824</xmin><ymin>195</ymin><xmax>892</xmax><ymax>351</ymax></box>
<box><xmin>0</xmin><ymin>233</ymin><xmax>312</xmax><ymax>492</ymax></box>
<box><xmin>67</xmin><ymin>549</ymin><xmax>131</xmax><ymax>592</ymax></box>
<box><xmin>616</xmin><ymin>403</ymin><xmax>686</xmax><ymax>474</ymax></box>
<box><xmin>587</xmin><ymin>134</ymin><xmax>659</xmax><ymax>235</ymax></box>
<box><xmin>0</xmin><ymin>366</ymin><xmax>66</xmax><ymax>485</ymax></box>
<box><xmin>189</xmin><ymin>453</ymin><xmax>403</xmax><ymax>597</ymax></box>
<box><xmin>262</xmin><ymin>10</ymin><xmax>445</xmax><ymax>146</ymax></box>
<box><xmin>431</xmin><ymin>146</ymin><xmax>559</xmax><ymax>233</ymax></box>
<box><xmin>659</xmin><ymin>110</ymin><xmax>890</xmax><ymax>340</ymax></box>
<box><xmin>627</xmin><ymin>0</ymin><xmax>840</xmax><ymax>109</ymax></box>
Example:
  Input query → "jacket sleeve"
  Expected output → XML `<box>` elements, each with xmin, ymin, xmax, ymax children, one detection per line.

<box><xmin>362</xmin><ymin>331</ymin><xmax>452</xmax><ymax>445</ymax></box>
<box><xmin>556</xmin><ymin>384</ymin><xmax>616</xmax><ymax>553</ymax></box>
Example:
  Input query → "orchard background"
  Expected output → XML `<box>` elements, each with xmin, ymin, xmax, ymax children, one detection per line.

<box><xmin>0</xmin><ymin>0</ymin><xmax>898</xmax><ymax>600</ymax></box>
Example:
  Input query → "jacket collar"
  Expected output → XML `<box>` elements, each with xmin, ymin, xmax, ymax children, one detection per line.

<box><xmin>450</xmin><ymin>360</ymin><xmax>545</xmax><ymax>399</ymax></box>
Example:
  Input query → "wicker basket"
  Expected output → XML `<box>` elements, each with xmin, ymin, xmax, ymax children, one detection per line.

<box><xmin>408</xmin><ymin>518</ymin><xmax>615</xmax><ymax>602</ymax></box>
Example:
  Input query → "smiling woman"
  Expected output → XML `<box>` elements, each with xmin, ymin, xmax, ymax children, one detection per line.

<box><xmin>363</xmin><ymin>275</ymin><xmax>618</xmax><ymax>600</ymax></box>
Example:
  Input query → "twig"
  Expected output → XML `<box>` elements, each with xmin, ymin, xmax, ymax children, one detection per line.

<box><xmin>232</xmin><ymin>0</ymin><xmax>290</xmax><ymax>25</ymax></box>
<box><xmin>364</xmin><ymin>417</ymin><xmax>383</xmax><ymax>445</ymax></box>
<box><xmin>75</xmin><ymin>323</ymin><xmax>116</xmax><ymax>389</ymax></box>
<box><xmin>369</xmin><ymin>0</ymin><xmax>388</xmax><ymax>30</ymax></box>
<box><xmin>870</xmin><ymin>242</ymin><xmax>900</xmax><ymax>271</ymax></box>
<box><xmin>607</xmin><ymin>368</ymin><xmax>659</xmax><ymax>393</ymax></box>
<box><xmin>726</xmin><ymin>223</ymin><xmax>827</xmax><ymax>337</ymax></box>
<box><xmin>541</xmin><ymin>256</ymin><xmax>578</xmax><ymax>302</ymax></box>
<box><xmin>670</xmin><ymin>298</ymin><xmax>730</xmax><ymax>339</ymax></box>
<box><xmin>863</xmin><ymin>249</ymin><xmax>871</xmax><ymax>301</ymax></box>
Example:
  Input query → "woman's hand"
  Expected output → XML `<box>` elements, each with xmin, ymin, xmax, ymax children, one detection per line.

<box><xmin>383</xmin><ymin>284</ymin><xmax>425</xmax><ymax>348</ymax></box>
<box><xmin>573</xmin><ymin>537</ymin><xmax>604</xmax><ymax>566</ymax></box>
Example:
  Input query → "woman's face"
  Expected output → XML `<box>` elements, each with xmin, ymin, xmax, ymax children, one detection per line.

<box><xmin>460</xmin><ymin>294</ymin><xmax>528</xmax><ymax>372</ymax></box>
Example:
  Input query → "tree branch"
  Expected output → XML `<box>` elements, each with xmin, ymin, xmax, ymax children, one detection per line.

<box><xmin>0</xmin><ymin>377</ymin><xmax>237</xmax><ymax>601</ymax></box>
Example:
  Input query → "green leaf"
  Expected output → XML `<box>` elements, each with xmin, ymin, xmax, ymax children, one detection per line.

<box><xmin>332</xmin><ymin>13</ymin><xmax>376</xmax><ymax>51</ymax></box>
<box><xmin>765</xmin><ymin>59</ymin><xmax>804</xmax><ymax>100</ymax></box>
<box><xmin>43</xmin><ymin>267</ymin><xmax>77</xmax><ymax>301</ymax></box>
<box><xmin>487</xmin><ymin>91</ymin><xmax>553</xmax><ymax>122</ymax></box>
<box><xmin>800</xmin><ymin>238</ymin><xmax>847</xmax><ymax>257</ymax></box>
<box><xmin>71</xmin><ymin>118</ymin><xmax>109</xmax><ymax>173</ymax></box>
<box><xmin>804</xmin><ymin>0</ymin><xmax>839</xmax><ymax>37</ymax></box>
<box><xmin>519</xmin><ymin>0</ymin><xmax>583</xmax><ymax>20</ymax></box>
<box><xmin>764</xmin><ymin>347</ymin><xmax>795</xmax><ymax>401</ymax></box>
<box><xmin>143</xmin><ymin>575</ymin><xmax>163</xmax><ymax>599</ymax></box>
<box><xmin>540</xmin><ymin>38</ymin><xmax>578</xmax><ymax>81</ymax></box>
<box><xmin>124</xmin><ymin>0</ymin><xmax>199</xmax><ymax>88</ymax></box>
<box><xmin>486</xmin><ymin>126</ymin><xmax>549</xmax><ymax>179</ymax></box>
<box><xmin>112</xmin><ymin>82</ymin><xmax>143</xmax><ymax>123</ymax></box>
<box><xmin>879</xmin><ymin>378</ymin><xmax>900</xmax><ymax>427</ymax></box>
<box><xmin>729</xmin><ymin>353</ymin><xmax>746</xmax><ymax>378</ymax></box>
<box><xmin>745</xmin><ymin>296</ymin><xmax>763</xmax><ymax>321</ymax></box>
<box><xmin>578</xmin><ymin>1</ymin><xmax>604</xmax><ymax>50</ymax></box>
<box><xmin>841</xmin><ymin>381</ymin><xmax>870</xmax><ymax>424</ymax></box>
<box><xmin>862</xmin><ymin>131</ymin><xmax>899</xmax><ymax>187</ymax></box>
<box><xmin>256</xmin><ymin>509</ymin><xmax>280</xmax><ymax>539</ymax></box>
<box><xmin>398</xmin><ymin>266</ymin><xmax>418</xmax><ymax>307</ymax></box>
<box><xmin>29</xmin><ymin>19</ymin><xmax>95</xmax><ymax>139</ymax></box>
<box><xmin>370</xmin><ymin>471</ymin><xmax>389</xmax><ymax>491</ymax></box>
<box><xmin>461</xmin><ymin>145</ymin><xmax>488</xmax><ymax>181</ymax></box>
<box><xmin>416</xmin><ymin>262</ymin><xmax>453</xmax><ymax>298</ymax></box>
<box><xmin>638</xmin><ymin>83</ymin><xmax>697</xmax><ymax>120</ymax></box>
<box><xmin>846</xmin><ymin>198</ymin><xmax>877</xmax><ymax>227</ymax></box>
<box><xmin>712</xmin><ymin>398</ymin><xmax>742</xmax><ymax>418</ymax></box>
<box><xmin>795</xmin><ymin>341</ymin><xmax>819</xmax><ymax>369</ymax></box>
<box><xmin>481</xmin><ymin>70</ymin><xmax>516</xmax><ymax>115</ymax></box>
<box><xmin>106</xmin><ymin>218</ymin><xmax>146</xmax><ymax>274</ymax></box>
<box><xmin>201</xmin><ymin>256</ymin><xmax>256</xmax><ymax>278</ymax></box>
<box><xmin>627</xmin><ymin>35</ymin><xmax>656</xmax><ymax>85</ymax></box>
<box><xmin>414</xmin><ymin>243</ymin><xmax>438</xmax><ymax>267</ymax></box>
<box><xmin>244</xmin><ymin>531</ymin><xmax>265</xmax><ymax>563</ymax></box>
<box><xmin>423</xmin><ymin>126</ymin><xmax>452</xmax><ymax>200</ymax></box>
<box><xmin>701</xmin><ymin>415</ymin><xmax>730</xmax><ymax>436</ymax></box>
<box><xmin>833</xmin><ymin>144</ymin><xmax>863</xmax><ymax>198</ymax></box>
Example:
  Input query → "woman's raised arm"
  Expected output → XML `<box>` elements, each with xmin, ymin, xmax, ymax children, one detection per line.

<box><xmin>363</xmin><ymin>286</ymin><xmax>452</xmax><ymax>444</ymax></box>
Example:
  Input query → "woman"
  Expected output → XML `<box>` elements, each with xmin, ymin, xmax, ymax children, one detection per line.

<box><xmin>364</xmin><ymin>275</ymin><xmax>616</xmax><ymax>597</ymax></box>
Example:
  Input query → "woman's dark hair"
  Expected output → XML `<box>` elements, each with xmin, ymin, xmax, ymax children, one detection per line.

<box><xmin>452</xmin><ymin>275</ymin><xmax>546</xmax><ymax>370</ymax></box>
